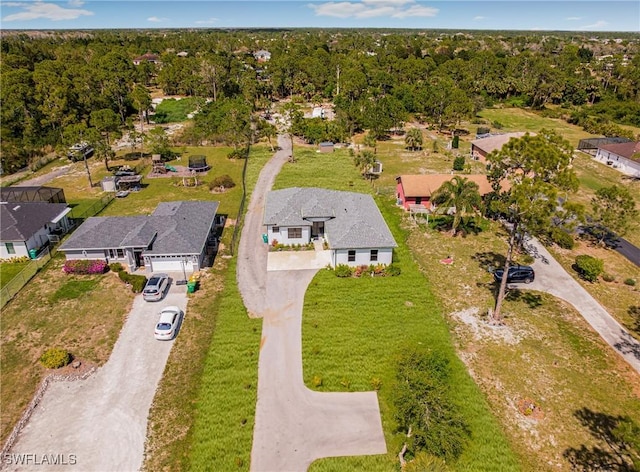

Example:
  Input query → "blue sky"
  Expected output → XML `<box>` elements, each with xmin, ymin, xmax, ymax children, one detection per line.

<box><xmin>1</xmin><ymin>0</ymin><xmax>638</xmax><ymax>31</ymax></box>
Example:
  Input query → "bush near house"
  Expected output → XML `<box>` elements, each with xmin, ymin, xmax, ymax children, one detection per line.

<box><xmin>62</xmin><ymin>260</ymin><xmax>108</xmax><ymax>275</ymax></box>
<box><xmin>574</xmin><ymin>255</ymin><xmax>604</xmax><ymax>282</ymax></box>
<box><xmin>115</xmin><ymin>268</ymin><xmax>147</xmax><ymax>293</ymax></box>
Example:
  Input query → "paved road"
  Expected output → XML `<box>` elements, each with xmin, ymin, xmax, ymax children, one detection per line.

<box><xmin>612</xmin><ymin>236</ymin><xmax>640</xmax><ymax>267</ymax></box>
<box><xmin>3</xmin><ymin>283</ymin><xmax>188</xmax><ymax>472</ymax></box>
<box><xmin>523</xmin><ymin>236</ymin><xmax>640</xmax><ymax>373</ymax></box>
<box><xmin>237</xmin><ymin>135</ymin><xmax>386</xmax><ymax>471</ymax></box>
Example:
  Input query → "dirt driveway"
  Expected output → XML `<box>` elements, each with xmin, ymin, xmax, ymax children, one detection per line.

<box><xmin>3</xmin><ymin>282</ymin><xmax>188</xmax><ymax>472</ymax></box>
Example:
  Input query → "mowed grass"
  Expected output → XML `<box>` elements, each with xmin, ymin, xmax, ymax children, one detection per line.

<box><xmin>0</xmin><ymin>260</ymin><xmax>31</xmax><ymax>286</ymax></box>
<box><xmin>406</xmin><ymin>220</ymin><xmax>640</xmax><ymax>471</ymax></box>
<box><xmin>0</xmin><ymin>254</ymin><xmax>135</xmax><ymax>445</ymax></box>
<box><xmin>270</xmin><ymin>146</ymin><xmax>520</xmax><ymax>469</ymax></box>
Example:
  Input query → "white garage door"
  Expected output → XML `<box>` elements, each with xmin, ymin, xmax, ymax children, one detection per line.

<box><xmin>149</xmin><ymin>259</ymin><xmax>194</xmax><ymax>273</ymax></box>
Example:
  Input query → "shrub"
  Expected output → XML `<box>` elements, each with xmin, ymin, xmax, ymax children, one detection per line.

<box><xmin>63</xmin><ymin>259</ymin><xmax>108</xmax><ymax>275</ymax></box>
<box><xmin>39</xmin><ymin>348</ymin><xmax>72</xmax><ymax>369</ymax></box>
<box><xmin>334</xmin><ymin>264</ymin><xmax>352</xmax><ymax>277</ymax></box>
<box><xmin>353</xmin><ymin>265</ymin><xmax>370</xmax><ymax>277</ymax></box>
<box><xmin>624</xmin><ymin>278</ymin><xmax>637</xmax><ymax>286</ymax></box>
<box><xmin>227</xmin><ymin>149</ymin><xmax>248</xmax><ymax>160</ymax></box>
<box><xmin>452</xmin><ymin>135</ymin><xmax>459</xmax><ymax>149</ymax></box>
<box><xmin>384</xmin><ymin>264</ymin><xmax>402</xmax><ymax>277</ymax></box>
<box><xmin>370</xmin><ymin>377</ymin><xmax>383</xmax><ymax>390</ymax></box>
<box><xmin>476</xmin><ymin>126</ymin><xmax>490</xmax><ymax>135</ymax></box>
<box><xmin>453</xmin><ymin>156</ymin><xmax>465</xmax><ymax>171</ymax></box>
<box><xmin>551</xmin><ymin>228</ymin><xmax>575</xmax><ymax>249</ymax></box>
<box><xmin>575</xmin><ymin>255</ymin><xmax>604</xmax><ymax>282</ymax></box>
<box><xmin>209</xmin><ymin>174</ymin><xmax>236</xmax><ymax>190</ymax></box>
<box><xmin>109</xmin><ymin>262</ymin><xmax>124</xmax><ymax>273</ymax></box>
<box><xmin>117</xmin><ymin>271</ymin><xmax>147</xmax><ymax>293</ymax></box>
<box><xmin>602</xmin><ymin>273</ymin><xmax>616</xmax><ymax>283</ymax></box>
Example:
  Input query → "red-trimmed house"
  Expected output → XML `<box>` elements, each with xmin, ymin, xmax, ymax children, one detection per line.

<box><xmin>395</xmin><ymin>174</ymin><xmax>500</xmax><ymax>212</ymax></box>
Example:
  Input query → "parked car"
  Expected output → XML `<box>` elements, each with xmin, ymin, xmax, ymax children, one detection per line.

<box><xmin>143</xmin><ymin>273</ymin><xmax>169</xmax><ymax>301</ymax></box>
<box><xmin>493</xmin><ymin>265</ymin><xmax>535</xmax><ymax>284</ymax></box>
<box><xmin>154</xmin><ymin>306</ymin><xmax>182</xmax><ymax>340</ymax></box>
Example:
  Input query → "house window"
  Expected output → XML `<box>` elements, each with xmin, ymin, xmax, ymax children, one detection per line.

<box><xmin>272</xmin><ymin>226</ymin><xmax>280</xmax><ymax>233</ymax></box>
<box><xmin>348</xmin><ymin>250</ymin><xmax>356</xmax><ymax>262</ymax></box>
<box><xmin>415</xmin><ymin>197</ymin><xmax>422</xmax><ymax>205</ymax></box>
<box><xmin>117</xmin><ymin>249</ymin><xmax>125</xmax><ymax>258</ymax></box>
<box><xmin>370</xmin><ymin>250</ymin><xmax>378</xmax><ymax>262</ymax></box>
<box><xmin>5</xmin><ymin>243</ymin><xmax>15</xmax><ymax>254</ymax></box>
<box><xmin>288</xmin><ymin>228</ymin><xmax>302</xmax><ymax>239</ymax></box>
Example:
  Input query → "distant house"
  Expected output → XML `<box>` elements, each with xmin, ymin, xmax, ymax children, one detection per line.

<box><xmin>470</xmin><ymin>132</ymin><xmax>532</xmax><ymax>162</ymax></box>
<box><xmin>594</xmin><ymin>141</ymin><xmax>640</xmax><ymax>177</ymax></box>
<box><xmin>264</xmin><ymin>188</ymin><xmax>397</xmax><ymax>267</ymax></box>
<box><xmin>395</xmin><ymin>174</ymin><xmax>503</xmax><ymax>212</ymax></box>
<box><xmin>253</xmin><ymin>50</ymin><xmax>271</xmax><ymax>62</ymax></box>
<box><xmin>59</xmin><ymin>201</ymin><xmax>221</xmax><ymax>273</ymax></box>
<box><xmin>133</xmin><ymin>53</ymin><xmax>161</xmax><ymax>66</ymax></box>
<box><xmin>176</xmin><ymin>51</ymin><xmax>189</xmax><ymax>57</ymax></box>
<box><xmin>318</xmin><ymin>141</ymin><xmax>334</xmax><ymax>153</ymax></box>
<box><xmin>0</xmin><ymin>186</ymin><xmax>66</xmax><ymax>204</ymax></box>
<box><xmin>0</xmin><ymin>202</ymin><xmax>72</xmax><ymax>260</ymax></box>
<box><xmin>312</xmin><ymin>107</ymin><xmax>326</xmax><ymax>119</ymax></box>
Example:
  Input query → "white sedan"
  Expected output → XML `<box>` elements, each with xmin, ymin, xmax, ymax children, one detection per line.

<box><xmin>154</xmin><ymin>306</ymin><xmax>182</xmax><ymax>340</ymax></box>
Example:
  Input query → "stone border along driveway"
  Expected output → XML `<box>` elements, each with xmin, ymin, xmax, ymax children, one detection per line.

<box><xmin>237</xmin><ymin>135</ymin><xmax>387</xmax><ymax>471</ymax></box>
<box><xmin>2</xmin><ymin>281</ymin><xmax>188</xmax><ymax>472</ymax></box>
<box><xmin>523</xmin><ymin>235</ymin><xmax>640</xmax><ymax>374</ymax></box>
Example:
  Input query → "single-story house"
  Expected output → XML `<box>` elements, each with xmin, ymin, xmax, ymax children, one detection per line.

<box><xmin>59</xmin><ymin>201</ymin><xmax>221</xmax><ymax>273</ymax></box>
<box><xmin>0</xmin><ymin>202</ymin><xmax>72</xmax><ymax>260</ymax></box>
<box><xmin>594</xmin><ymin>141</ymin><xmax>640</xmax><ymax>177</ymax></box>
<box><xmin>470</xmin><ymin>132</ymin><xmax>532</xmax><ymax>162</ymax></box>
<box><xmin>395</xmin><ymin>174</ymin><xmax>503</xmax><ymax>212</ymax></box>
<box><xmin>0</xmin><ymin>186</ymin><xmax>66</xmax><ymax>204</ymax></box>
<box><xmin>253</xmin><ymin>50</ymin><xmax>271</xmax><ymax>62</ymax></box>
<box><xmin>264</xmin><ymin>187</ymin><xmax>397</xmax><ymax>267</ymax></box>
<box><xmin>133</xmin><ymin>53</ymin><xmax>161</xmax><ymax>66</ymax></box>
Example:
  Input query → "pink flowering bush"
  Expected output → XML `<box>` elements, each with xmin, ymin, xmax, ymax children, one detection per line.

<box><xmin>63</xmin><ymin>259</ymin><xmax>108</xmax><ymax>275</ymax></box>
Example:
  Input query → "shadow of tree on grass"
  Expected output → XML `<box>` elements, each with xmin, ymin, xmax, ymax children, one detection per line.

<box><xmin>563</xmin><ymin>408</ymin><xmax>640</xmax><ymax>471</ymax></box>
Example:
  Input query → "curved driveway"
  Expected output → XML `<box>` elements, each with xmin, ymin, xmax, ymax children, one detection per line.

<box><xmin>523</xmin><ymin>235</ymin><xmax>640</xmax><ymax>373</ymax></box>
<box><xmin>237</xmin><ymin>136</ymin><xmax>386</xmax><ymax>471</ymax></box>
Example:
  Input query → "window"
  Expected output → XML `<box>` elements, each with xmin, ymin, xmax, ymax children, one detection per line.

<box><xmin>348</xmin><ymin>250</ymin><xmax>356</xmax><ymax>262</ymax></box>
<box><xmin>288</xmin><ymin>228</ymin><xmax>302</xmax><ymax>239</ymax></box>
<box><xmin>5</xmin><ymin>243</ymin><xmax>15</xmax><ymax>254</ymax></box>
<box><xmin>117</xmin><ymin>249</ymin><xmax>125</xmax><ymax>258</ymax></box>
<box><xmin>272</xmin><ymin>226</ymin><xmax>279</xmax><ymax>233</ymax></box>
<box><xmin>370</xmin><ymin>250</ymin><xmax>378</xmax><ymax>262</ymax></box>
<box><xmin>415</xmin><ymin>197</ymin><xmax>422</xmax><ymax>205</ymax></box>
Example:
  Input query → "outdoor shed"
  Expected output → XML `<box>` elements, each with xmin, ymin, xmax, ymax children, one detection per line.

<box><xmin>319</xmin><ymin>142</ymin><xmax>334</xmax><ymax>153</ymax></box>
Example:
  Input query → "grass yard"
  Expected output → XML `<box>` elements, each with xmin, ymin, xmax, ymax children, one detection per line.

<box><xmin>153</xmin><ymin>98</ymin><xmax>201</xmax><ymax>123</ymax></box>
<box><xmin>405</xmin><ymin>218</ymin><xmax>640</xmax><ymax>471</ymax></box>
<box><xmin>0</xmin><ymin>254</ymin><xmax>135</xmax><ymax>445</ymax></box>
<box><xmin>269</xmin><ymin>143</ymin><xmax>520</xmax><ymax>469</ymax></box>
<box><xmin>0</xmin><ymin>260</ymin><xmax>31</xmax><ymax>287</ymax></box>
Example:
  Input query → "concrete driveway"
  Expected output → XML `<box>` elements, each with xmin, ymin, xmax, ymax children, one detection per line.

<box><xmin>237</xmin><ymin>135</ymin><xmax>386</xmax><ymax>471</ymax></box>
<box><xmin>522</xmin><ymin>235</ymin><xmax>640</xmax><ymax>374</ymax></box>
<box><xmin>3</xmin><ymin>281</ymin><xmax>188</xmax><ymax>472</ymax></box>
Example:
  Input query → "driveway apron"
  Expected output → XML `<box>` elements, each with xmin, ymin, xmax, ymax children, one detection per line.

<box><xmin>3</xmin><ymin>284</ymin><xmax>188</xmax><ymax>472</ymax></box>
<box><xmin>523</xmin><ymin>235</ymin><xmax>640</xmax><ymax>374</ymax></box>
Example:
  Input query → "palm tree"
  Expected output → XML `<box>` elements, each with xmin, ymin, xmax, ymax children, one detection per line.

<box><xmin>431</xmin><ymin>176</ymin><xmax>482</xmax><ymax>236</ymax></box>
<box><xmin>353</xmin><ymin>150</ymin><xmax>376</xmax><ymax>180</ymax></box>
<box><xmin>405</xmin><ymin>128</ymin><xmax>423</xmax><ymax>151</ymax></box>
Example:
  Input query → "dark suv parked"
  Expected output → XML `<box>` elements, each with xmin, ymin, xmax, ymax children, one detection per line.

<box><xmin>493</xmin><ymin>265</ymin><xmax>535</xmax><ymax>284</ymax></box>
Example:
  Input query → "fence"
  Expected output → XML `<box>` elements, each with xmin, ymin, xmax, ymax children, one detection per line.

<box><xmin>69</xmin><ymin>194</ymin><xmax>115</xmax><ymax>220</ymax></box>
<box><xmin>0</xmin><ymin>247</ymin><xmax>54</xmax><ymax>309</ymax></box>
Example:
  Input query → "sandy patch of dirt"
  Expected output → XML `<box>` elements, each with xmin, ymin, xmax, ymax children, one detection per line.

<box><xmin>451</xmin><ymin>307</ymin><xmax>524</xmax><ymax>345</ymax></box>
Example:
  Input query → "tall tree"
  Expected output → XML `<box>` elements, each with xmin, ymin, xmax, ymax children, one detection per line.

<box><xmin>487</xmin><ymin>130</ymin><xmax>577</xmax><ymax>322</ymax></box>
<box><xmin>590</xmin><ymin>185</ymin><xmax>638</xmax><ymax>244</ymax></box>
<box><xmin>431</xmin><ymin>177</ymin><xmax>482</xmax><ymax>236</ymax></box>
<box><xmin>405</xmin><ymin>128</ymin><xmax>423</xmax><ymax>151</ymax></box>
<box><xmin>130</xmin><ymin>84</ymin><xmax>152</xmax><ymax>135</ymax></box>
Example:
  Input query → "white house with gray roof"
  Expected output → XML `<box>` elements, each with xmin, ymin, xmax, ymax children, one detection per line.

<box><xmin>59</xmin><ymin>201</ymin><xmax>220</xmax><ymax>273</ymax></box>
<box><xmin>264</xmin><ymin>188</ymin><xmax>397</xmax><ymax>267</ymax></box>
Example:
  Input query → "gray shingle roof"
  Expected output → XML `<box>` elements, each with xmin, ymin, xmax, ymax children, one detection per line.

<box><xmin>59</xmin><ymin>201</ymin><xmax>219</xmax><ymax>256</ymax></box>
<box><xmin>0</xmin><ymin>202</ymin><xmax>70</xmax><ymax>242</ymax></box>
<box><xmin>264</xmin><ymin>188</ymin><xmax>396</xmax><ymax>249</ymax></box>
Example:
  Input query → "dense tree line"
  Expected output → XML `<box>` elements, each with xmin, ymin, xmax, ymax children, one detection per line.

<box><xmin>1</xmin><ymin>29</ymin><xmax>638</xmax><ymax>173</ymax></box>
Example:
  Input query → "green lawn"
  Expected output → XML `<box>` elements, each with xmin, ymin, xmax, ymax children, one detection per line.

<box><xmin>0</xmin><ymin>260</ymin><xmax>31</xmax><ymax>287</ymax></box>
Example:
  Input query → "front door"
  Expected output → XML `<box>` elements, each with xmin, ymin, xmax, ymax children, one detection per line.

<box><xmin>311</xmin><ymin>221</ymin><xmax>324</xmax><ymax>239</ymax></box>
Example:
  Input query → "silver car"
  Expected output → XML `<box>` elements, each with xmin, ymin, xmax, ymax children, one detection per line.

<box><xmin>154</xmin><ymin>306</ymin><xmax>182</xmax><ymax>340</ymax></box>
<box><xmin>143</xmin><ymin>273</ymin><xmax>169</xmax><ymax>301</ymax></box>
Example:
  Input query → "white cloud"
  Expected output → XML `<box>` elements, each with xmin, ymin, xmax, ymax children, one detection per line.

<box><xmin>308</xmin><ymin>0</ymin><xmax>438</xmax><ymax>19</ymax></box>
<box><xmin>2</xmin><ymin>1</ymin><xmax>93</xmax><ymax>21</ymax></box>
<box><xmin>194</xmin><ymin>17</ymin><xmax>219</xmax><ymax>25</ymax></box>
<box><xmin>566</xmin><ymin>16</ymin><xmax>582</xmax><ymax>21</ymax></box>
<box><xmin>147</xmin><ymin>16</ymin><xmax>168</xmax><ymax>22</ymax></box>
<box><xmin>67</xmin><ymin>0</ymin><xmax>84</xmax><ymax>6</ymax></box>
<box><xmin>580</xmin><ymin>20</ymin><xmax>609</xmax><ymax>29</ymax></box>
<box><xmin>473</xmin><ymin>15</ymin><xmax>486</xmax><ymax>21</ymax></box>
